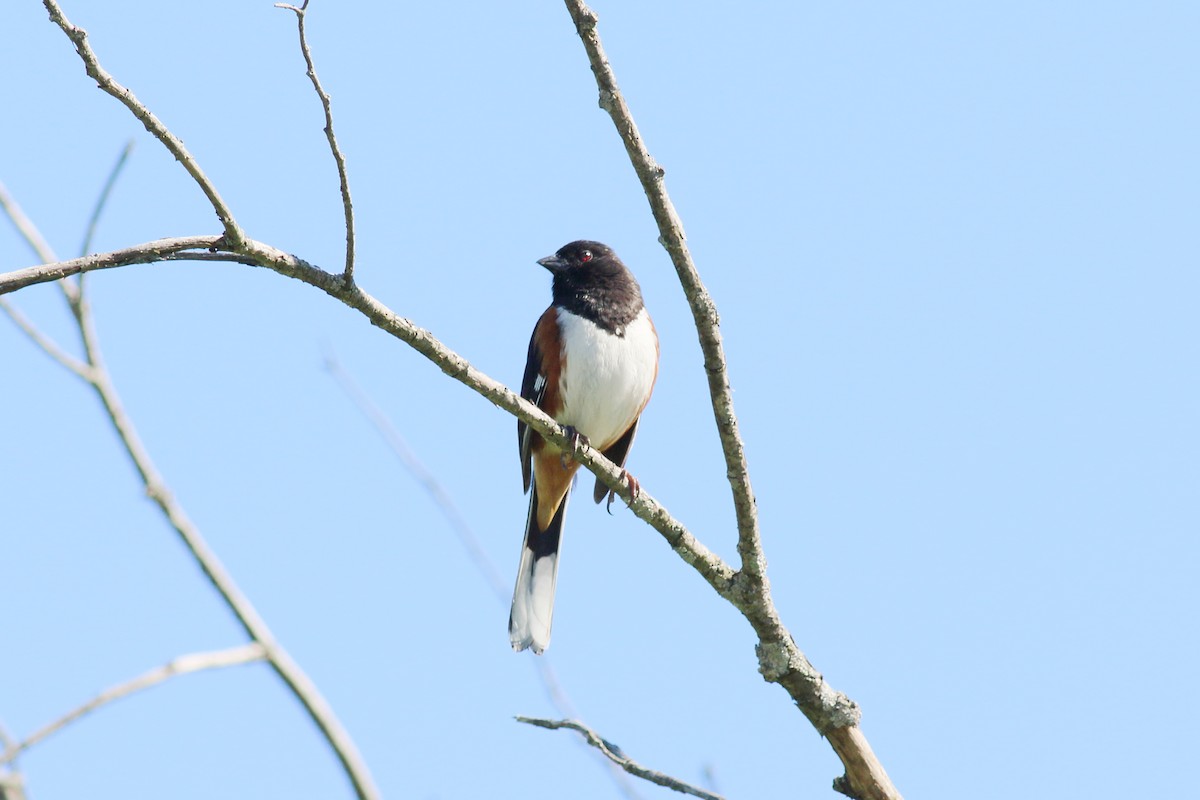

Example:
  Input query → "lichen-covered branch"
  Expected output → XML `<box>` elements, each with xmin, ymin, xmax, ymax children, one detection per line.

<box><xmin>560</xmin><ymin>0</ymin><xmax>762</xmax><ymax>582</ymax></box>
<box><xmin>559</xmin><ymin>3</ymin><xmax>901</xmax><ymax>798</ymax></box>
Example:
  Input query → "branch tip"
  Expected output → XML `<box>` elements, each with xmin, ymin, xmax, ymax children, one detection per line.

<box><xmin>516</xmin><ymin>716</ymin><xmax>724</xmax><ymax>800</ymax></box>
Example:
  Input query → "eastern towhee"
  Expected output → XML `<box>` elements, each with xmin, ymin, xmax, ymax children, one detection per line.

<box><xmin>509</xmin><ymin>241</ymin><xmax>659</xmax><ymax>654</ymax></box>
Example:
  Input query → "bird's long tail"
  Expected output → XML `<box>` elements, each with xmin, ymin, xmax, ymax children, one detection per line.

<box><xmin>509</xmin><ymin>484</ymin><xmax>568</xmax><ymax>654</ymax></box>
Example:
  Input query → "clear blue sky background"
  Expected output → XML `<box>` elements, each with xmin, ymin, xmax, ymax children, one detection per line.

<box><xmin>3</xmin><ymin>2</ymin><xmax>1198</xmax><ymax>798</ymax></box>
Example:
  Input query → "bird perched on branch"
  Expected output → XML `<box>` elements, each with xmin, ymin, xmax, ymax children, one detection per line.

<box><xmin>510</xmin><ymin>240</ymin><xmax>659</xmax><ymax>654</ymax></box>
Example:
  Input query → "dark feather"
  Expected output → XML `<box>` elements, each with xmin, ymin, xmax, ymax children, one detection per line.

<box><xmin>593</xmin><ymin>418</ymin><xmax>641</xmax><ymax>503</ymax></box>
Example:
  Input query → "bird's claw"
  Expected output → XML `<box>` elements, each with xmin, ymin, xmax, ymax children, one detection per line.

<box><xmin>605</xmin><ymin>470</ymin><xmax>641</xmax><ymax>514</ymax></box>
<box><xmin>560</xmin><ymin>426</ymin><xmax>589</xmax><ymax>469</ymax></box>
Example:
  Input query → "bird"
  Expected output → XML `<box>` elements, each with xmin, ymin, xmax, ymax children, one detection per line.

<box><xmin>509</xmin><ymin>240</ymin><xmax>659</xmax><ymax>654</ymax></box>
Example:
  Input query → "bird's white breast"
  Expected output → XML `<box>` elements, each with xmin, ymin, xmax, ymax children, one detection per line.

<box><xmin>555</xmin><ymin>307</ymin><xmax>657</xmax><ymax>451</ymax></box>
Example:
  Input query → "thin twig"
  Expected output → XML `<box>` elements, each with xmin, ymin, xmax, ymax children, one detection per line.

<box><xmin>60</xmin><ymin>138</ymin><xmax>136</xmax><ymax>351</ymax></box>
<box><xmin>79</xmin><ymin>139</ymin><xmax>135</xmax><ymax>259</ymax></box>
<box><xmin>0</xmin><ymin>644</ymin><xmax>267</xmax><ymax>765</ymax></box>
<box><xmin>42</xmin><ymin>0</ymin><xmax>244</xmax><ymax>248</ymax></box>
<box><xmin>325</xmin><ymin>353</ymin><xmax>508</xmax><ymax>601</ymax></box>
<box><xmin>276</xmin><ymin>1</ymin><xmax>356</xmax><ymax>281</ymax></box>
<box><xmin>0</xmin><ymin>297</ymin><xmax>92</xmax><ymax>379</ymax></box>
<box><xmin>516</xmin><ymin>717</ymin><xmax>724</xmax><ymax>800</ymax></box>
<box><xmin>0</xmin><ymin>182</ymin><xmax>56</xmax><ymax>262</ymax></box>
<box><xmin>65</xmin><ymin>137</ymin><xmax>135</xmax><ymax>310</ymax></box>
<box><xmin>0</xmin><ymin>180</ymin><xmax>90</xmax><ymax>377</ymax></box>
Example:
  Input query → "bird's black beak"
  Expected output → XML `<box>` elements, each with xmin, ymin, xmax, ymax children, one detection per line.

<box><xmin>537</xmin><ymin>254</ymin><xmax>567</xmax><ymax>273</ymax></box>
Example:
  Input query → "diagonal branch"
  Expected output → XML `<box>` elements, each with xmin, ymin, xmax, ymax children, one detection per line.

<box><xmin>0</xmin><ymin>180</ymin><xmax>90</xmax><ymax>378</ymax></box>
<box><xmin>4</xmin><ymin>220</ymin><xmax>379</xmax><ymax>800</ymax></box>
<box><xmin>0</xmin><ymin>296</ymin><xmax>91</xmax><ymax>379</ymax></box>
<box><xmin>71</xmin><ymin>348</ymin><xmax>382</xmax><ymax>800</ymax></box>
<box><xmin>0</xmin><ymin>238</ymin><xmax>738</xmax><ymax>601</ymax></box>
<box><xmin>275</xmin><ymin>1</ymin><xmax>356</xmax><ymax>281</ymax></box>
<box><xmin>516</xmin><ymin>717</ymin><xmax>724</xmax><ymax>800</ymax></box>
<box><xmin>0</xmin><ymin>182</ymin><xmax>56</xmax><ymax>263</ymax></box>
<box><xmin>560</xmin><ymin>0</ymin><xmax>762</xmax><ymax>584</ymax></box>
<box><xmin>24</xmin><ymin>1</ymin><xmax>734</xmax><ymax>604</ymax></box>
<box><xmin>3</xmin><ymin>231</ymin><xmax>724</xmax><ymax>800</ymax></box>
<box><xmin>0</xmin><ymin>644</ymin><xmax>267</xmax><ymax>765</ymax></box>
<box><xmin>42</xmin><ymin>0</ymin><xmax>244</xmax><ymax>248</ymax></box>
<box><xmin>559</xmin><ymin>4</ymin><xmax>901</xmax><ymax>799</ymax></box>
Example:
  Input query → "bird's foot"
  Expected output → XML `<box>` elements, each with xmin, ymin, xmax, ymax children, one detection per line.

<box><xmin>560</xmin><ymin>426</ymin><xmax>589</xmax><ymax>469</ymax></box>
<box><xmin>605</xmin><ymin>470</ymin><xmax>642</xmax><ymax>515</ymax></box>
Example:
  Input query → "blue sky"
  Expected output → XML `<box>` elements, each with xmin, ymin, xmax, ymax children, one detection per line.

<box><xmin>3</xmin><ymin>2</ymin><xmax>1198</xmax><ymax>798</ymax></box>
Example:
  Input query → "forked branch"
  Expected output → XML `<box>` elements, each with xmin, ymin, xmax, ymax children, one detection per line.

<box><xmin>9</xmin><ymin>2</ymin><xmax>904</xmax><ymax>797</ymax></box>
<box><xmin>1</xmin><ymin>145</ymin><xmax>379</xmax><ymax>800</ymax></box>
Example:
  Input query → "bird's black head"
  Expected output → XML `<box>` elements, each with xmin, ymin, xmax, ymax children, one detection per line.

<box><xmin>538</xmin><ymin>240</ymin><xmax>644</xmax><ymax>333</ymax></box>
<box><xmin>536</xmin><ymin>240</ymin><xmax>618</xmax><ymax>276</ymax></box>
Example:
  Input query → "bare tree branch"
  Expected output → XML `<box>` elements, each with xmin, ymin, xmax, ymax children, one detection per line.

<box><xmin>560</xmin><ymin>3</ymin><xmax>900</xmax><ymax>798</ymax></box>
<box><xmin>1</xmin><ymin>235</ymin><xmax>222</xmax><ymax>293</ymax></box>
<box><xmin>0</xmin><ymin>645</ymin><xmax>267</xmax><ymax>765</ymax></box>
<box><xmin>3</xmin><ymin>214</ymin><xmax>380</xmax><ymax>800</ymax></box>
<box><xmin>42</xmin><ymin>0</ymin><xmax>245</xmax><ymax>249</ymax></box>
<box><xmin>0</xmin><ymin>179</ymin><xmax>91</xmax><ymax>377</ymax></box>
<box><xmin>0</xmin><ymin>182</ymin><xmax>56</xmax><ymax>263</ymax></box>
<box><xmin>560</xmin><ymin>0</ymin><xmax>762</xmax><ymax>581</ymax></box>
<box><xmin>13</xmin><ymin>3</ymin><xmax>903</xmax><ymax>797</ymax></box>
<box><xmin>0</xmin><ymin>296</ymin><xmax>92</xmax><ymax>379</ymax></box>
<box><xmin>275</xmin><ymin>1</ymin><xmax>356</xmax><ymax>281</ymax></box>
<box><xmin>79</xmin><ymin>139</ymin><xmax>134</xmax><ymax>259</ymax></box>
<box><xmin>22</xmin><ymin>2</ymin><xmax>737</xmax><ymax>600</ymax></box>
<box><xmin>517</xmin><ymin>717</ymin><xmax>724</xmax><ymax>800</ymax></box>
<box><xmin>0</xmin><ymin>239</ymin><xmax>738</xmax><ymax>601</ymax></box>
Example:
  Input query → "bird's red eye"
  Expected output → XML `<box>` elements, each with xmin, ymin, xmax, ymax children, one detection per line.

<box><xmin>581</xmin><ymin>250</ymin><xmax>593</xmax><ymax>262</ymax></box>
